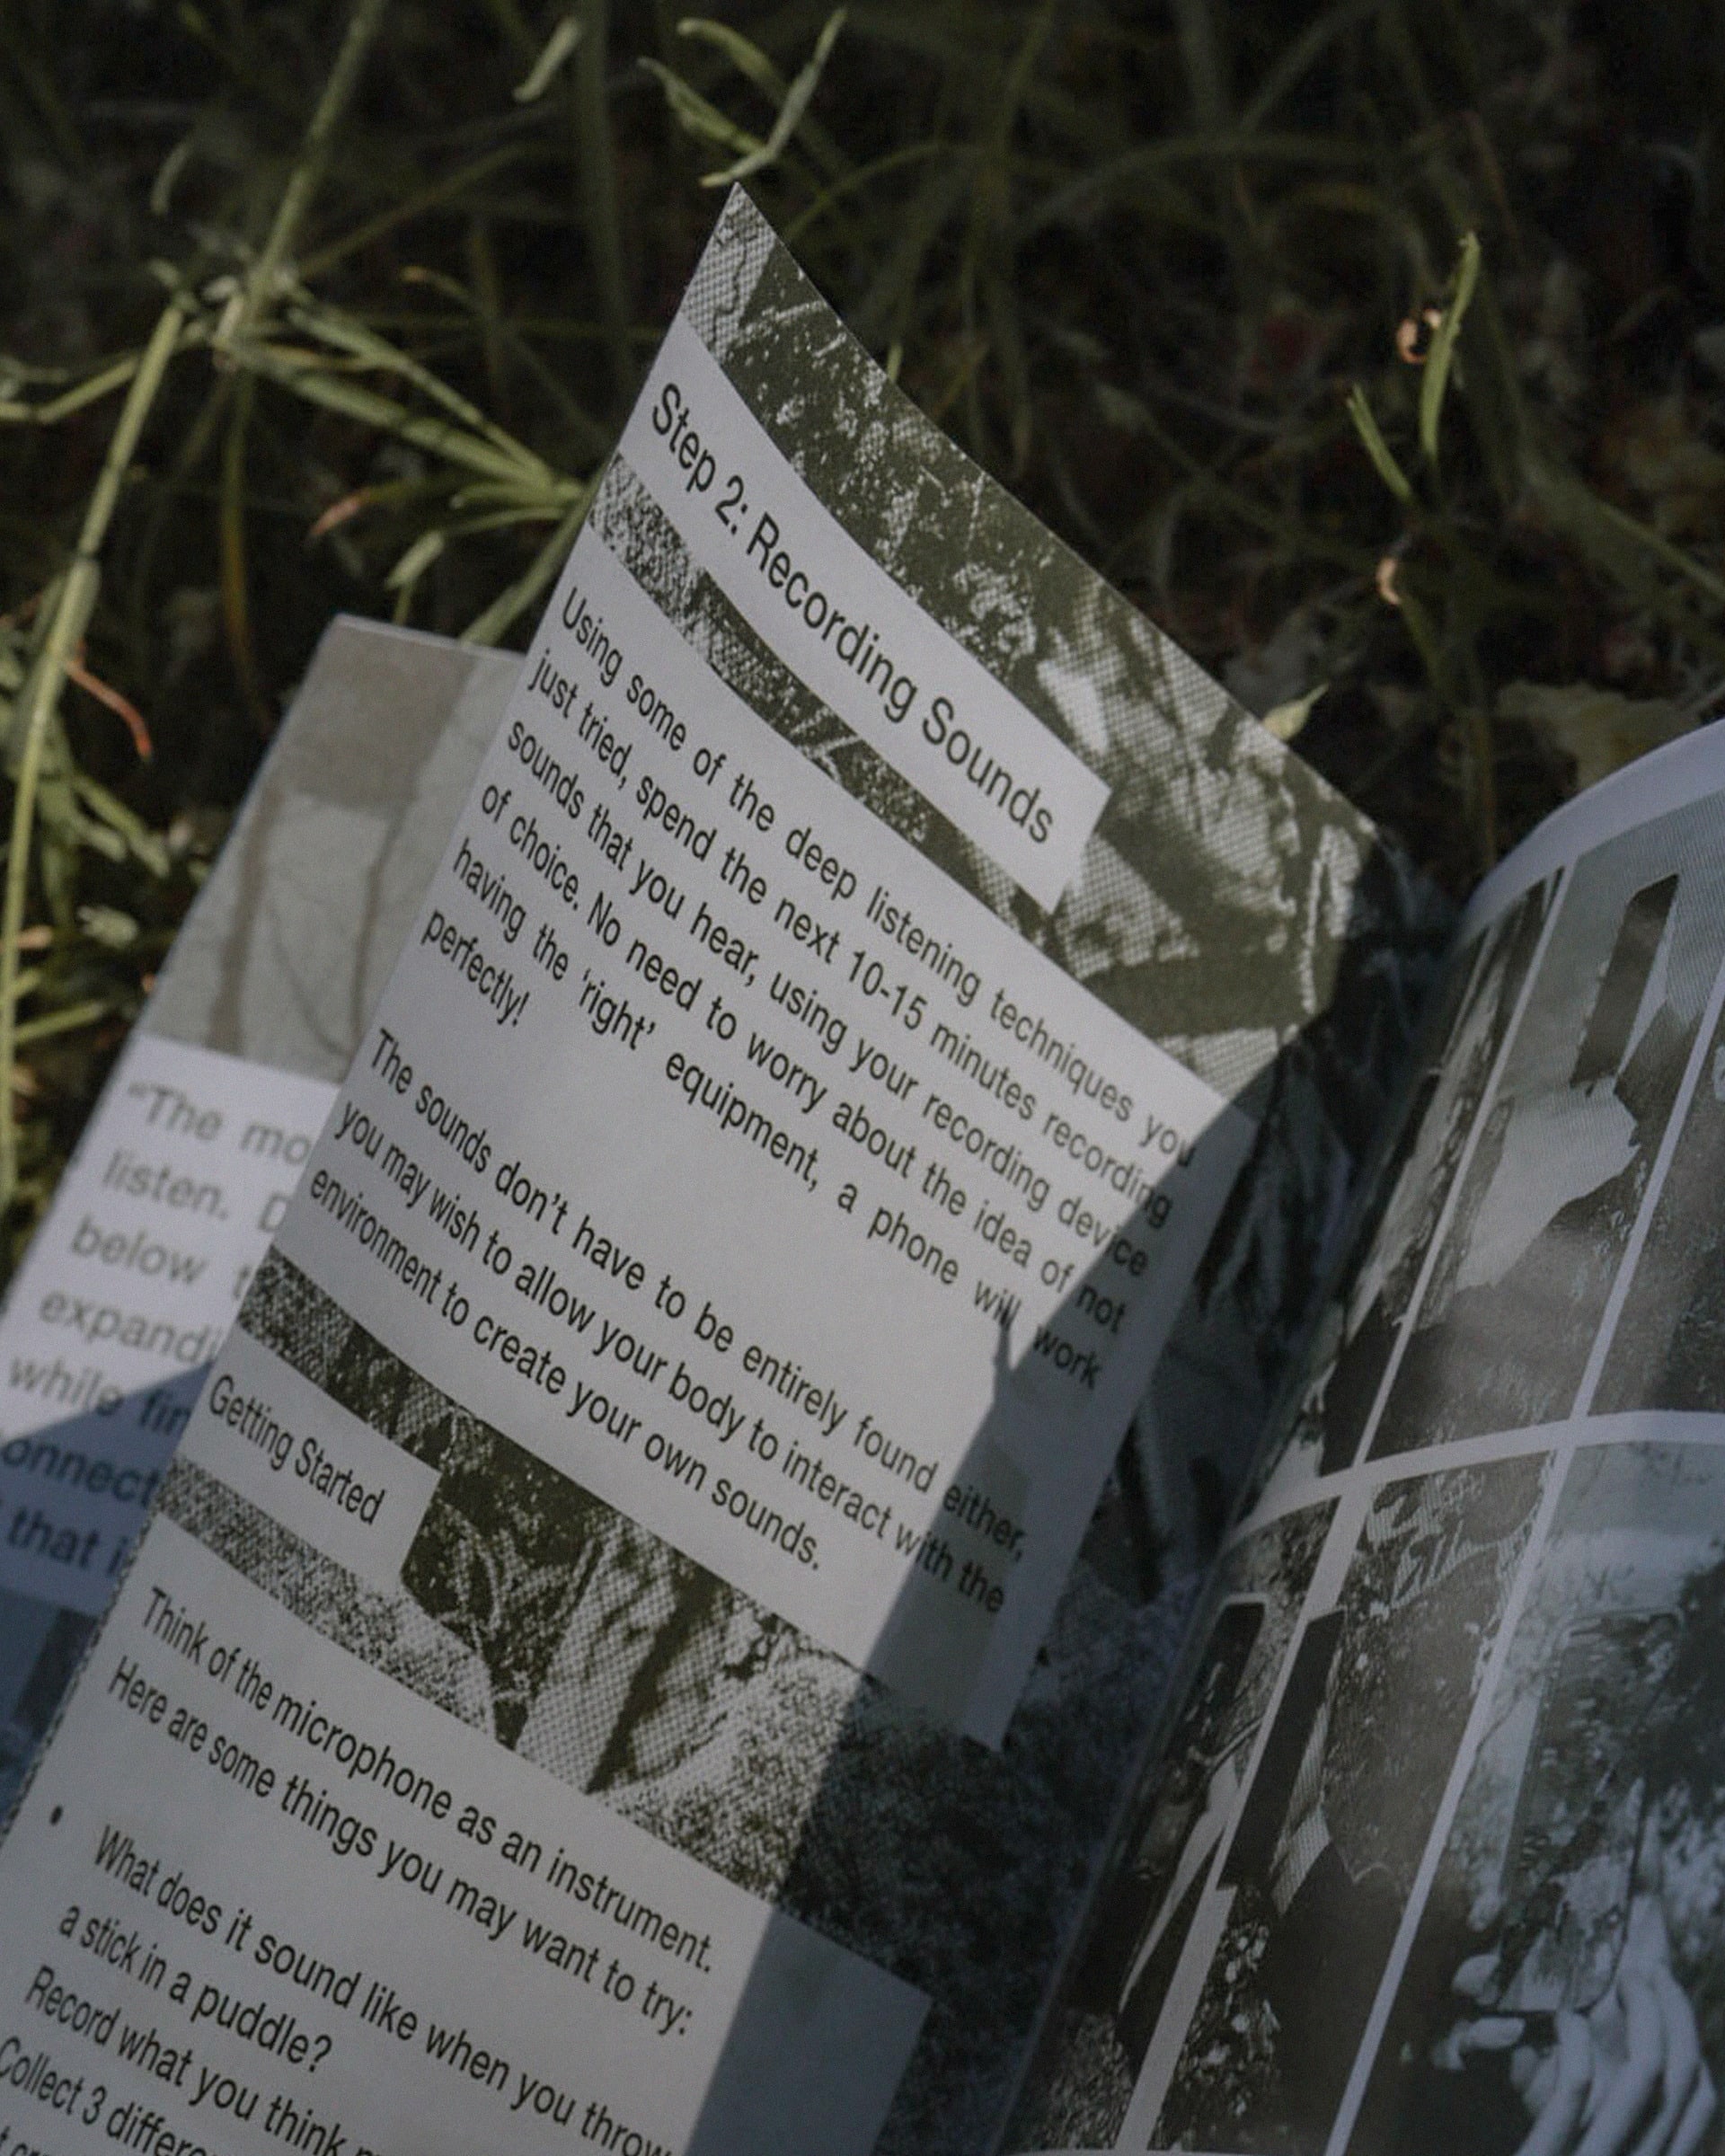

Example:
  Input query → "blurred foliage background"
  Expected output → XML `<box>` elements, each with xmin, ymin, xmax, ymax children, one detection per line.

<box><xmin>1</xmin><ymin>0</ymin><xmax>1722</xmax><ymax>1265</ymax></box>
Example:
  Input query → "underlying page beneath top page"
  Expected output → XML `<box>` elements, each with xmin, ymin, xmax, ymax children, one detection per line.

<box><xmin>1008</xmin><ymin>717</ymin><xmax>1725</xmax><ymax>2156</ymax></box>
<box><xmin>0</xmin><ymin>623</ymin><xmax>517</xmax><ymax>1815</ymax></box>
<box><xmin>0</xmin><ymin>191</ymin><xmax>1444</xmax><ymax>2156</ymax></box>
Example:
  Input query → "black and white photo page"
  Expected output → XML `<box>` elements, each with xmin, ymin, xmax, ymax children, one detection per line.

<box><xmin>1009</xmin><ymin>719</ymin><xmax>1725</xmax><ymax>2156</ymax></box>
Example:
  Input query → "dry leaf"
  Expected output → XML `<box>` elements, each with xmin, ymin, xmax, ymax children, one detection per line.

<box><xmin>1498</xmin><ymin>679</ymin><xmax>1693</xmax><ymax>792</ymax></box>
<box><xmin>1261</xmin><ymin>684</ymin><xmax>1329</xmax><ymax>742</ymax></box>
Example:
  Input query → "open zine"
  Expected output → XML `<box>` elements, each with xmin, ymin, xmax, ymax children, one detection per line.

<box><xmin>0</xmin><ymin>190</ymin><xmax>1721</xmax><ymax>2156</ymax></box>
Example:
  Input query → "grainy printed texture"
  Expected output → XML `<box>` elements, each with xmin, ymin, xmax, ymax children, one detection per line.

<box><xmin>1350</xmin><ymin>1444</ymin><xmax>1725</xmax><ymax>2156</ymax></box>
<box><xmin>1009</xmin><ymin>1502</ymin><xmax>1335</xmax><ymax>2150</ymax></box>
<box><xmin>188</xmin><ymin>1250</ymin><xmax>1199</xmax><ymax>2155</ymax></box>
<box><xmin>1244</xmin><ymin>878</ymin><xmax>1554</xmax><ymax>1512</ymax></box>
<box><xmin>588</xmin><ymin>456</ymin><xmax>932</xmax><ymax>848</ymax></box>
<box><xmin>694</xmin><ymin>195</ymin><xmax>1443</xmax><ymax>1091</ymax></box>
<box><xmin>1149</xmin><ymin>1455</ymin><xmax>1547</xmax><ymax>2155</ymax></box>
<box><xmin>637</xmin><ymin>190</ymin><xmax>1453</xmax><ymax>1586</ymax></box>
<box><xmin>1376</xmin><ymin>791</ymin><xmax>1725</xmax><ymax>1453</ymax></box>
<box><xmin>1001</xmin><ymin>752</ymin><xmax>1725</xmax><ymax>2156</ymax></box>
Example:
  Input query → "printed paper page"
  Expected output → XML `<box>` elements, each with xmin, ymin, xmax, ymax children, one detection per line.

<box><xmin>0</xmin><ymin>1034</ymin><xmax>334</xmax><ymax>1618</ymax></box>
<box><xmin>0</xmin><ymin>193</ymin><xmax>1441</xmax><ymax>2156</ymax></box>
<box><xmin>284</xmin><ymin>507</ymin><xmax>1249</xmax><ymax>1744</ymax></box>
<box><xmin>1008</xmin><ymin>719</ymin><xmax>1725</xmax><ymax>2156</ymax></box>
<box><xmin>0</xmin><ymin>623</ymin><xmax>514</xmax><ymax>1814</ymax></box>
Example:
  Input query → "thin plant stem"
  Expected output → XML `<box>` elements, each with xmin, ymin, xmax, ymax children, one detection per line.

<box><xmin>220</xmin><ymin>370</ymin><xmax>270</xmax><ymax>733</ymax></box>
<box><xmin>461</xmin><ymin>491</ymin><xmax>589</xmax><ymax>646</ymax></box>
<box><xmin>296</xmin><ymin>144</ymin><xmax>534</xmax><ymax>281</ymax></box>
<box><xmin>13</xmin><ymin>999</ymin><xmax>117</xmax><ymax>1049</ymax></box>
<box><xmin>223</xmin><ymin>0</ymin><xmax>394</xmax><ymax>341</ymax></box>
<box><xmin>0</xmin><ymin>299</ymin><xmax>189</xmax><ymax>1210</ymax></box>
<box><xmin>572</xmin><ymin>0</ymin><xmax>633</xmax><ymax>411</ymax></box>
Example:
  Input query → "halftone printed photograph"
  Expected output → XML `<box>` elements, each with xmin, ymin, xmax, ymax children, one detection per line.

<box><xmin>1349</xmin><ymin>1442</ymin><xmax>1725</xmax><ymax>2156</ymax></box>
<box><xmin>1006</xmin><ymin>1499</ymin><xmax>1334</xmax><ymax>2150</ymax></box>
<box><xmin>1595</xmin><ymin>984</ymin><xmax>1725</xmax><ymax>1415</ymax></box>
<box><xmin>1147</xmin><ymin>1455</ymin><xmax>1547</xmax><ymax>2155</ymax></box>
<box><xmin>179</xmin><ymin>1250</ymin><xmax>1206</xmax><ymax>2156</ymax></box>
<box><xmin>1374</xmin><ymin>794</ymin><xmax>1725</xmax><ymax>1455</ymax></box>
<box><xmin>1247</xmin><ymin>878</ymin><xmax>1552</xmax><ymax>1511</ymax></box>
